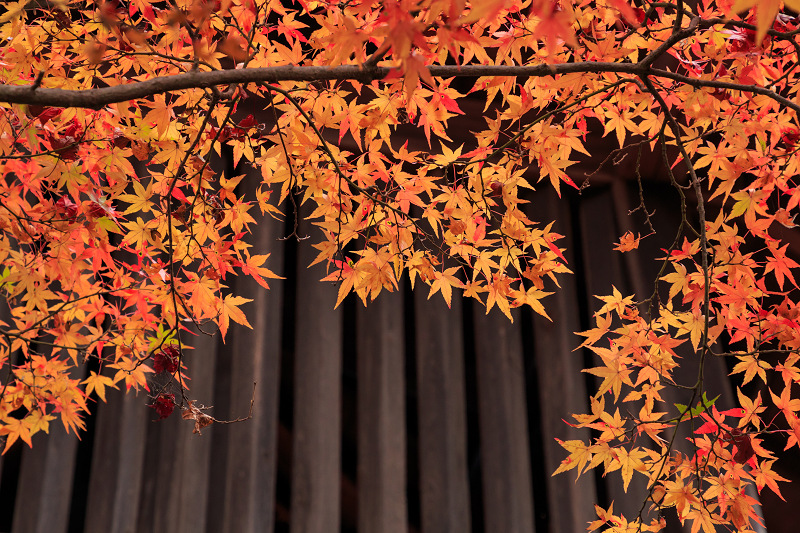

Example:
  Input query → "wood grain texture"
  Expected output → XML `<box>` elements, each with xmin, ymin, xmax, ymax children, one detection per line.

<box><xmin>357</xmin><ymin>290</ymin><xmax>407</xmax><ymax>533</ymax></box>
<box><xmin>414</xmin><ymin>291</ymin><xmax>472</xmax><ymax>533</ymax></box>
<box><xmin>290</xmin><ymin>216</ymin><xmax>343</xmax><ymax>533</ymax></box>
<box><xmin>12</xmin><ymin>424</ymin><xmax>80</xmax><ymax>533</ymax></box>
<box><xmin>82</xmin><ymin>388</ymin><xmax>148</xmax><ymax>533</ymax></box>
<box><xmin>472</xmin><ymin>307</ymin><xmax>535</xmax><ymax>533</ymax></box>
<box><xmin>171</xmin><ymin>334</ymin><xmax>219</xmax><ymax>533</ymax></box>
<box><xmin>213</xmin><ymin>169</ymin><xmax>285</xmax><ymax>533</ymax></box>
<box><xmin>529</xmin><ymin>190</ymin><xmax>597</xmax><ymax>533</ymax></box>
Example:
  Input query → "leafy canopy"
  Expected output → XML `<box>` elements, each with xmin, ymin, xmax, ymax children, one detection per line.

<box><xmin>1</xmin><ymin>0</ymin><xmax>800</xmax><ymax>531</ymax></box>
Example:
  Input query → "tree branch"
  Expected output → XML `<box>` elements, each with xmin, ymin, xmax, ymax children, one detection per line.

<box><xmin>3</xmin><ymin>57</ymin><xmax>797</xmax><ymax>115</ymax></box>
<box><xmin>0</xmin><ymin>63</ymin><xmax>636</xmax><ymax>107</ymax></box>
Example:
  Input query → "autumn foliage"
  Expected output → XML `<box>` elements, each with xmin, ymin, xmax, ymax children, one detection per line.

<box><xmin>1</xmin><ymin>0</ymin><xmax>800</xmax><ymax>531</ymax></box>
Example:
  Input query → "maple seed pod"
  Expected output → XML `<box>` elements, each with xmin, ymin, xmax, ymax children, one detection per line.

<box><xmin>397</xmin><ymin>107</ymin><xmax>410</xmax><ymax>124</ymax></box>
<box><xmin>87</xmin><ymin>202</ymin><xmax>107</xmax><ymax>219</ymax></box>
<box><xmin>151</xmin><ymin>394</ymin><xmax>176</xmax><ymax>420</ymax></box>
<box><xmin>56</xmin><ymin>196</ymin><xmax>78</xmax><ymax>222</ymax></box>
<box><xmin>711</xmin><ymin>88</ymin><xmax>729</xmax><ymax>101</ymax></box>
<box><xmin>153</xmin><ymin>346</ymin><xmax>180</xmax><ymax>374</ymax></box>
<box><xmin>204</xmin><ymin>266</ymin><xmax>220</xmax><ymax>280</ymax></box>
<box><xmin>448</xmin><ymin>219</ymin><xmax>467</xmax><ymax>235</ymax></box>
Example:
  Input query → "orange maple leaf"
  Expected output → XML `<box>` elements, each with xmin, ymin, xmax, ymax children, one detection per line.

<box><xmin>613</xmin><ymin>231</ymin><xmax>641</xmax><ymax>252</ymax></box>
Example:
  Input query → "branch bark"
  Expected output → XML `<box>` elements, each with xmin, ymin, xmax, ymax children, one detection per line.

<box><xmin>3</xmin><ymin>58</ymin><xmax>796</xmax><ymax>114</ymax></box>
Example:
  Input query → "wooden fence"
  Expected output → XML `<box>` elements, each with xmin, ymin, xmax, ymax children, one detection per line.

<box><xmin>1</xmin><ymin>168</ymin><xmax>797</xmax><ymax>533</ymax></box>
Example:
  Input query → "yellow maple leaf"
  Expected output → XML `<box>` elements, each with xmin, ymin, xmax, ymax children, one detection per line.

<box><xmin>552</xmin><ymin>439</ymin><xmax>593</xmax><ymax>477</ymax></box>
<box><xmin>584</xmin><ymin>359</ymin><xmax>634</xmax><ymax>402</ymax></box>
<box><xmin>219</xmin><ymin>294</ymin><xmax>253</xmax><ymax>340</ymax></box>
<box><xmin>731</xmin><ymin>354</ymin><xmax>771</xmax><ymax>385</ymax></box>
<box><xmin>0</xmin><ymin>417</ymin><xmax>32</xmax><ymax>453</ymax></box>
<box><xmin>608</xmin><ymin>446</ymin><xmax>648</xmax><ymax>492</ymax></box>
<box><xmin>82</xmin><ymin>371</ymin><xmax>118</xmax><ymax>403</ymax></box>
<box><xmin>427</xmin><ymin>266</ymin><xmax>460</xmax><ymax>308</ymax></box>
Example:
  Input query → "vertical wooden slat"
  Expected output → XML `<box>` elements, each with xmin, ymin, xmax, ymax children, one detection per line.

<box><xmin>578</xmin><ymin>188</ymin><xmax>649</xmax><ymax>519</ymax></box>
<box><xmin>11</xmin><ymin>426</ymin><xmax>80</xmax><ymax>533</ymax></box>
<box><xmin>473</xmin><ymin>308</ymin><xmax>535</xmax><ymax>533</ymax></box>
<box><xmin>530</xmin><ymin>190</ymin><xmax>597</xmax><ymax>532</ymax></box>
<box><xmin>414</xmin><ymin>291</ymin><xmax>472</xmax><ymax>533</ymax></box>
<box><xmin>83</xmin><ymin>387</ymin><xmax>149</xmax><ymax>533</ymax></box>
<box><xmin>357</xmin><ymin>290</ymin><xmax>407</xmax><ymax>533</ymax></box>
<box><xmin>0</xmin><ymin>301</ymin><xmax>12</xmax><ymax>486</ymax></box>
<box><xmin>142</xmin><ymin>378</ymin><xmax>200</xmax><ymax>533</ymax></box>
<box><xmin>133</xmin><ymin>333</ymin><xmax>220</xmax><ymax>533</ymax></box>
<box><xmin>290</xmin><ymin>216</ymin><xmax>342</xmax><ymax>533</ymax></box>
<box><xmin>208</xmin><ymin>169</ymin><xmax>285</xmax><ymax>533</ymax></box>
<box><xmin>169</xmin><ymin>334</ymin><xmax>219</xmax><ymax>533</ymax></box>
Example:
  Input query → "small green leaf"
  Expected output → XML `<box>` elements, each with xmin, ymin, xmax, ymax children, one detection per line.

<box><xmin>675</xmin><ymin>392</ymin><xmax>720</xmax><ymax>419</ymax></box>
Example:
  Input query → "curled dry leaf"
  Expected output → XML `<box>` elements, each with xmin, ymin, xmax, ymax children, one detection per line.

<box><xmin>613</xmin><ymin>231</ymin><xmax>640</xmax><ymax>252</ymax></box>
<box><xmin>182</xmin><ymin>401</ymin><xmax>215</xmax><ymax>434</ymax></box>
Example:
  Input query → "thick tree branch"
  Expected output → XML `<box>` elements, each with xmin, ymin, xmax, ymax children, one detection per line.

<box><xmin>3</xmin><ymin>58</ymin><xmax>797</xmax><ymax>115</ymax></box>
<box><xmin>0</xmin><ymin>63</ymin><xmax>635</xmax><ymax>107</ymax></box>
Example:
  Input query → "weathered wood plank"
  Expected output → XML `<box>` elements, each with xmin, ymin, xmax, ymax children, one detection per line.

<box><xmin>290</xmin><ymin>216</ymin><xmax>342</xmax><ymax>533</ymax></box>
<box><xmin>357</xmin><ymin>289</ymin><xmax>407</xmax><ymax>533</ymax></box>
<box><xmin>414</xmin><ymin>291</ymin><xmax>472</xmax><ymax>533</ymax></box>
<box><xmin>11</xmin><ymin>425</ymin><xmax>80</xmax><ymax>533</ymax></box>
<box><xmin>83</xmin><ymin>387</ymin><xmax>149</xmax><ymax>533</ymax></box>
<box><xmin>207</xmin><ymin>168</ymin><xmax>286</xmax><ymax>533</ymax></box>
<box><xmin>0</xmin><ymin>301</ymin><xmax>11</xmax><ymax>486</ymax></box>
<box><xmin>131</xmin><ymin>330</ymin><xmax>221</xmax><ymax>533</ymax></box>
<box><xmin>169</xmin><ymin>334</ymin><xmax>219</xmax><ymax>533</ymax></box>
<box><xmin>578</xmin><ymin>187</ymin><xmax>649</xmax><ymax>520</ymax></box>
<box><xmin>473</xmin><ymin>307</ymin><xmax>535</xmax><ymax>533</ymax></box>
<box><xmin>529</xmin><ymin>190</ymin><xmax>597</xmax><ymax>533</ymax></box>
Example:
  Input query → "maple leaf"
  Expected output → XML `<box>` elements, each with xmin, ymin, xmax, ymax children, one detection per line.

<box><xmin>731</xmin><ymin>355</ymin><xmax>771</xmax><ymax>385</ymax></box>
<box><xmin>584</xmin><ymin>358</ymin><xmax>634</xmax><ymax>402</ymax></box>
<box><xmin>0</xmin><ymin>417</ymin><xmax>32</xmax><ymax>453</ymax></box>
<box><xmin>153</xmin><ymin>345</ymin><xmax>180</xmax><ymax>375</ymax></box>
<box><xmin>771</xmin><ymin>385</ymin><xmax>800</xmax><ymax>421</ymax></box>
<box><xmin>575</xmin><ymin>312</ymin><xmax>612</xmax><ymax>350</ymax></box>
<box><xmin>82</xmin><ymin>371</ymin><xmax>118</xmax><ymax>402</ymax></box>
<box><xmin>595</xmin><ymin>286</ymin><xmax>634</xmax><ymax>317</ymax></box>
<box><xmin>736</xmin><ymin>388</ymin><xmax>765</xmax><ymax>429</ymax></box>
<box><xmin>607</xmin><ymin>446</ymin><xmax>648</xmax><ymax>491</ymax></box>
<box><xmin>552</xmin><ymin>439</ymin><xmax>593</xmax><ymax>477</ymax></box>
<box><xmin>729</xmin><ymin>0</ymin><xmax>800</xmax><ymax>45</ymax></box>
<box><xmin>724</xmin><ymin>428</ymin><xmax>756</xmax><ymax>464</ymax></box>
<box><xmin>752</xmin><ymin>459</ymin><xmax>789</xmax><ymax>500</ymax></box>
<box><xmin>402</xmin><ymin>51</ymin><xmax>436</xmax><ymax>100</ymax></box>
<box><xmin>427</xmin><ymin>266</ymin><xmax>460</xmax><ymax>308</ymax></box>
<box><xmin>686</xmin><ymin>506</ymin><xmax>717</xmax><ymax>533</ymax></box>
<box><xmin>217</xmin><ymin>295</ymin><xmax>254</xmax><ymax>340</ymax></box>
<box><xmin>529</xmin><ymin>0</ymin><xmax>578</xmax><ymax>51</ymax></box>
<box><xmin>764</xmin><ymin>242</ymin><xmax>799</xmax><ymax>290</ymax></box>
<box><xmin>613</xmin><ymin>231</ymin><xmax>640</xmax><ymax>252</ymax></box>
